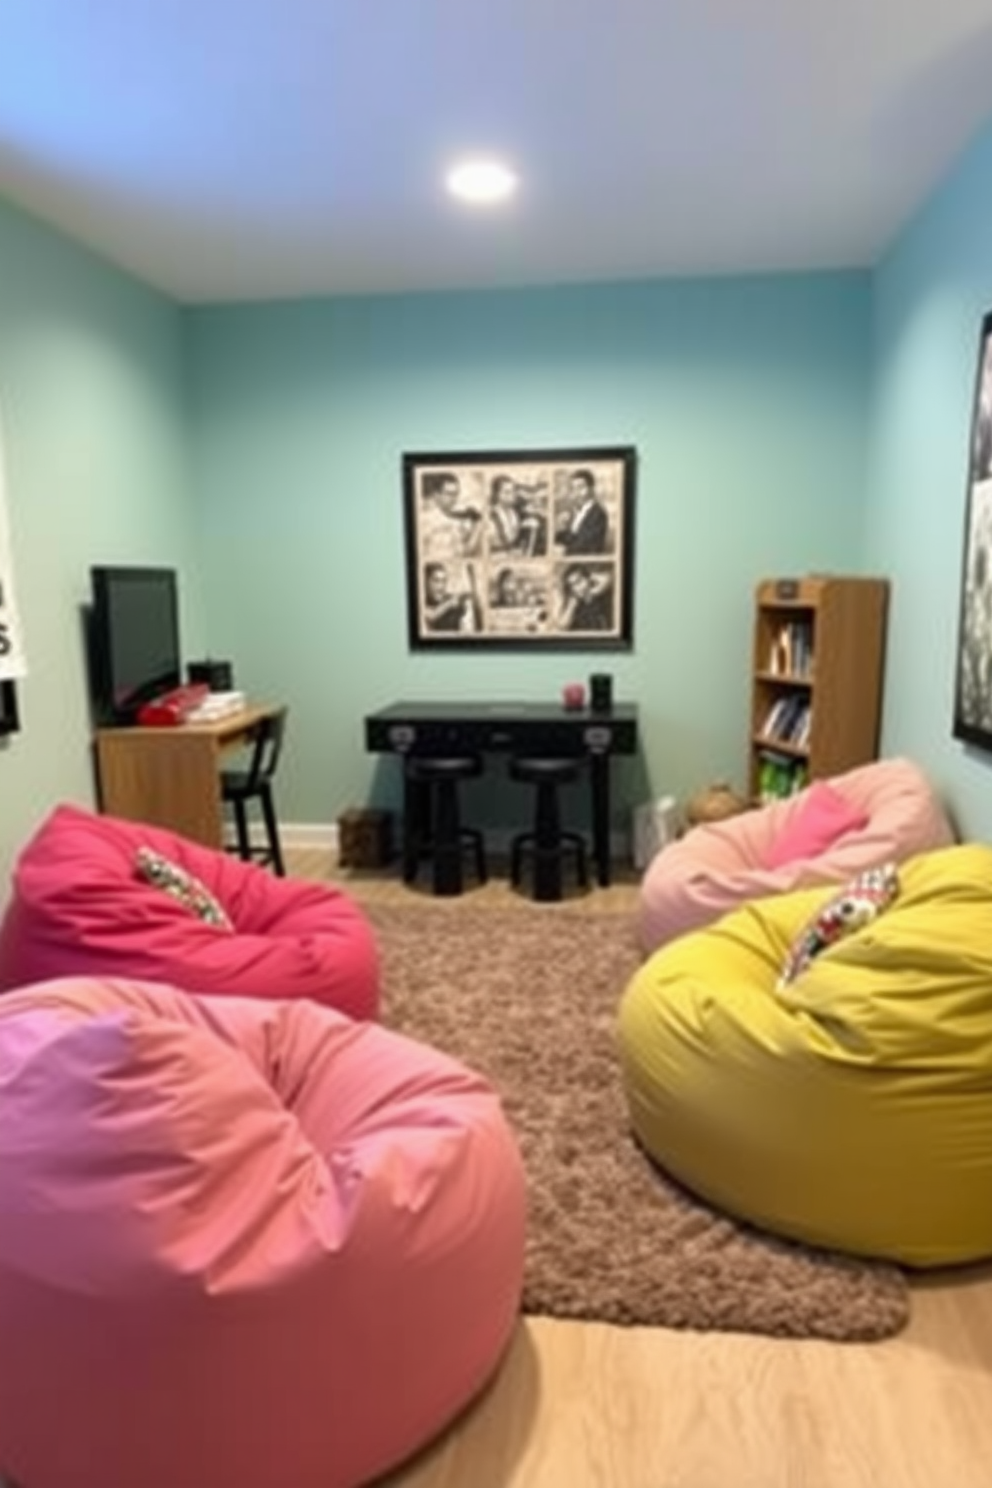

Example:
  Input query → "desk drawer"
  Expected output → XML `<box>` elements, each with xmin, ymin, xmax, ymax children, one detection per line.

<box><xmin>364</xmin><ymin>716</ymin><xmax>637</xmax><ymax>756</ymax></box>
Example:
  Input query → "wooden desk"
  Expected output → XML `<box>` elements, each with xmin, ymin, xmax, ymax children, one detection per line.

<box><xmin>95</xmin><ymin>704</ymin><xmax>277</xmax><ymax>848</ymax></box>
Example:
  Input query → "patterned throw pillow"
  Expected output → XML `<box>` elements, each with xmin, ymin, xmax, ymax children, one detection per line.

<box><xmin>778</xmin><ymin>862</ymin><xmax>899</xmax><ymax>988</ymax></box>
<box><xmin>135</xmin><ymin>846</ymin><xmax>234</xmax><ymax>930</ymax></box>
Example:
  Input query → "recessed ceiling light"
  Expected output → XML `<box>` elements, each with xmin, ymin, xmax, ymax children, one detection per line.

<box><xmin>446</xmin><ymin>158</ymin><xmax>518</xmax><ymax>205</ymax></box>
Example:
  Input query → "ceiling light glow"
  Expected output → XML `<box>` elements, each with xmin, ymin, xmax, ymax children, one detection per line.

<box><xmin>446</xmin><ymin>158</ymin><xmax>518</xmax><ymax>205</ymax></box>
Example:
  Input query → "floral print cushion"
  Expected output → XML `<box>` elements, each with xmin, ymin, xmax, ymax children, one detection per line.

<box><xmin>135</xmin><ymin>846</ymin><xmax>234</xmax><ymax>930</ymax></box>
<box><xmin>778</xmin><ymin>862</ymin><xmax>899</xmax><ymax>988</ymax></box>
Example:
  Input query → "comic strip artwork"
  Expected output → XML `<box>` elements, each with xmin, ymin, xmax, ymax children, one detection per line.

<box><xmin>403</xmin><ymin>446</ymin><xmax>636</xmax><ymax>650</ymax></box>
<box><xmin>955</xmin><ymin>313</ymin><xmax>992</xmax><ymax>750</ymax></box>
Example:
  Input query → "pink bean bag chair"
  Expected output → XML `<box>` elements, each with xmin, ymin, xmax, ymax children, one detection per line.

<box><xmin>0</xmin><ymin>803</ymin><xmax>379</xmax><ymax>1018</ymax></box>
<box><xmin>0</xmin><ymin>975</ymin><xmax>526</xmax><ymax>1488</ymax></box>
<box><xmin>639</xmin><ymin>757</ymin><xmax>955</xmax><ymax>952</ymax></box>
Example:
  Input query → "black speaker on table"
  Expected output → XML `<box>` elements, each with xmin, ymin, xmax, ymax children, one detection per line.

<box><xmin>589</xmin><ymin>672</ymin><xmax>613</xmax><ymax>713</ymax></box>
<box><xmin>187</xmin><ymin>658</ymin><xmax>234</xmax><ymax>692</ymax></box>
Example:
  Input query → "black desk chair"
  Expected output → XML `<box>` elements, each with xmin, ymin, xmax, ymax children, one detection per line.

<box><xmin>509</xmin><ymin>756</ymin><xmax>589</xmax><ymax>902</ymax></box>
<box><xmin>403</xmin><ymin>755</ymin><xmax>487</xmax><ymax>896</ymax></box>
<box><xmin>221</xmin><ymin>707</ymin><xmax>288</xmax><ymax>876</ymax></box>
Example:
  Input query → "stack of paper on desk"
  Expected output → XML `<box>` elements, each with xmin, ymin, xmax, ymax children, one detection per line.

<box><xmin>185</xmin><ymin>691</ymin><xmax>246</xmax><ymax>723</ymax></box>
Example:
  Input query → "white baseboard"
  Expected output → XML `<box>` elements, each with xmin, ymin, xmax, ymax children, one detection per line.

<box><xmin>230</xmin><ymin>821</ymin><xmax>338</xmax><ymax>852</ymax></box>
<box><xmin>280</xmin><ymin>821</ymin><xmax>338</xmax><ymax>851</ymax></box>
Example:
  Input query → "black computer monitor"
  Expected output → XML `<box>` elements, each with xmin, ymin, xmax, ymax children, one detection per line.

<box><xmin>89</xmin><ymin>565</ymin><xmax>181</xmax><ymax>725</ymax></box>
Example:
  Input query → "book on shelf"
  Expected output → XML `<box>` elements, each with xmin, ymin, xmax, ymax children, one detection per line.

<box><xmin>767</xmin><ymin>620</ymin><xmax>814</xmax><ymax>678</ymax></box>
<box><xmin>756</xmin><ymin>748</ymin><xmax>808</xmax><ymax>802</ymax></box>
<box><xmin>760</xmin><ymin>693</ymin><xmax>811</xmax><ymax>745</ymax></box>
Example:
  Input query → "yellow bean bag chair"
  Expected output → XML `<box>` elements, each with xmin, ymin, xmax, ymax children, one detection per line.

<box><xmin>618</xmin><ymin>843</ymin><xmax>992</xmax><ymax>1266</ymax></box>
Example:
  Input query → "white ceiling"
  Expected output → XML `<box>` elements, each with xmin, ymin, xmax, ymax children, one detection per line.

<box><xmin>2</xmin><ymin>1</ymin><xmax>992</xmax><ymax>304</ymax></box>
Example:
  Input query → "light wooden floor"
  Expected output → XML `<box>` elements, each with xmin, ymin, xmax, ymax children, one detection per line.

<box><xmin>292</xmin><ymin>846</ymin><xmax>992</xmax><ymax>1488</ymax></box>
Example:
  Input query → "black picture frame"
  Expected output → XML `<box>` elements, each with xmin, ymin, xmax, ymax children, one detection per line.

<box><xmin>402</xmin><ymin>445</ymin><xmax>636</xmax><ymax>650</ymax></box>
<box><xmin>0</xmin><ymin>679</ymin><xmax>19</xmax><ymax>736</ymax></box>
<box><xmin>954</xmin><ymin>311</ymin><xmax>992</xmax><ymax>750</ymax></box>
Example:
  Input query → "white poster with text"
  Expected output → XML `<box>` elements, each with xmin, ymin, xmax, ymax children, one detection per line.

<box><xmin>0</xmin><ymin>413</ymin><xmax>27</xmax><ymax>680</ymax></box>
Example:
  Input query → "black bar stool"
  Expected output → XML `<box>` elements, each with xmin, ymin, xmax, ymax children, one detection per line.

<box><xmin>509</xmin><ymin>757</ymin><xmax>588</xmax><ymax>902</ymax></box>
<box><xmin>403</xmin><ymin>755</ymin><xmax>487</xmax><ymax>896</ymax></box>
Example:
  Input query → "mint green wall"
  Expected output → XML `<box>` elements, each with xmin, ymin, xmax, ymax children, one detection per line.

<box><xmin>0</xmin><ymin>195</ymin><xmax>202</xmax><ymax>888</ymax></box>
<box><xmin>6</xmin><ymin>101</ymin><xmax>992</xmax><ymax>862</ymax></box>
<box><xmin>188</xmin><ymin>273</ymin><xmax>872</xmax><ymax>828</ymax></box>
<box><xmin>867</xmin><ymin>120</ymin><xmax>992</xmax><ymax>837</ymax></box>
<box><xmin>0</xmin><ymin>191</ymin><xmax>877</xmax><ymax>862</ymax></box>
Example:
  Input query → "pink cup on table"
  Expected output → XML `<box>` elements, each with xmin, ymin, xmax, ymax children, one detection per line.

<box><xmin>562</xmin><ymin>683</ymin><xmax>586</xmax><ymax>711</ymax></box>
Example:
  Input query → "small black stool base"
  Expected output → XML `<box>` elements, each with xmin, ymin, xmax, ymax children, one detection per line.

<box><xmin>403</xmin><ymin>756</ymin><xmax>487</xmax><ymax>896</ymax></box>
<box><xmin>509</xmin><ymin>757</ymin><xmax>589</xmax><ymax>903</ymax></box>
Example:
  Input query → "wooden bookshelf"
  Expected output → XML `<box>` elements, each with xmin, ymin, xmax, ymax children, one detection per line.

<box><xmin>749</xmin><ymin>575</ymin><xmax>889</xmax><ymax>801</ymax></box>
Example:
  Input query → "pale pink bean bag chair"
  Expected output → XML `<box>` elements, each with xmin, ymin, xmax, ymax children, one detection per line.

<box><xmin>0</xmin><ymin>803</ymin><xmax>379</xmax><ymax>1018</ymax></box>
<box><xmin>0</xmin><ymin>975</ymin><xmax>526</xmax><ymax>1488</ymax></box>
<box><xmin>639</xmin><ymin>757</ymin><xmax>955</xmax><ymax>952</ymax></box>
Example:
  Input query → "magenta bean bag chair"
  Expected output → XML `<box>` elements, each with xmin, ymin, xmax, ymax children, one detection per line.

<box><xmin>639</xmin><ymin>757</ymin><xmax>955</xmax><ymax>952</ymax></box>
<box><xmin>0</xmin><ymin>975</ymin><xmax>526</xmax><ymax>1488</ymax></box>
<box><xmin>0</xmin><ymin>803</ymin><xmax>379</xmax><ymax>1018</ymax></box>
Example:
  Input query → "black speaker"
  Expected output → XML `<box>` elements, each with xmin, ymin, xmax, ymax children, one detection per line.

<box><xmin>187</xmin><ymin>658</ymin><xmax>234</xmax><ymax>691</ymax></box>
<box><xmin>589</xmin><ymin>672</ymin><xmax>613</xmax><ymax>713</ymax></box>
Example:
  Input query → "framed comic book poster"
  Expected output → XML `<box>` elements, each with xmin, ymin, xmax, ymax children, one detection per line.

<box><xmin>954</xmin><ymin>311</ymin><xmax>992</xmax><ymax>749</ymax></box>
<box><xmin>402</xmin><ymin>445</ymin><xmax>636</xmax><ymax>650</ymax></box>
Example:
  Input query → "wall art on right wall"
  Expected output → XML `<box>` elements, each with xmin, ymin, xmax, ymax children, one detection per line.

<box><xmin>954</xmin><ymin>309</ymin><xmax>992</xmax><ymax>751</ymax></box>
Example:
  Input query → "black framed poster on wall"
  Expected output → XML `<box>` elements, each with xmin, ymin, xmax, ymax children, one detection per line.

<box><xmin>402</xmin><ymin>444</ymin><xmax>637</xmax><ymax>651</ymax></box>
<box><xmin>954</xmin><ymin>311</ymin><xmax>992</xmax><ymax>750</ymax></box>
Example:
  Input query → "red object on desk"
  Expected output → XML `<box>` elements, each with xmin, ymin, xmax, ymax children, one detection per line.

<box><xmin>136</xmin><ymin>683</ymin><xmax>210</xmax><ymax>728</ymax></box>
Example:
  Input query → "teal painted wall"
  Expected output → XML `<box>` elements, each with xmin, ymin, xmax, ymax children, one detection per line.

<box><xmin>0</xmin><ymin>195</ymin><xmax>202</xmax><ymax>888</ymax></box>
<box><xmin>5</xmin><ymin>98</ymin><xmax>992</xmax><ymax>865</ymax></box>
<box><xmin>867</xmin><ymin>119</ymin><xmax>992</xmax><ymax>837</ymax></box>
<box><xmin>188</xmin><ymin>273</ymin><xmax>872</xmax><ymax>830</ymax></box>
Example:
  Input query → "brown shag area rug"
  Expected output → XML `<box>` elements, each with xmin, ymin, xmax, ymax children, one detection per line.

<box><xmin>368</xmin><ymin>901</ymin><xmax>910</xmax><ymax>1342</ymax></box>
